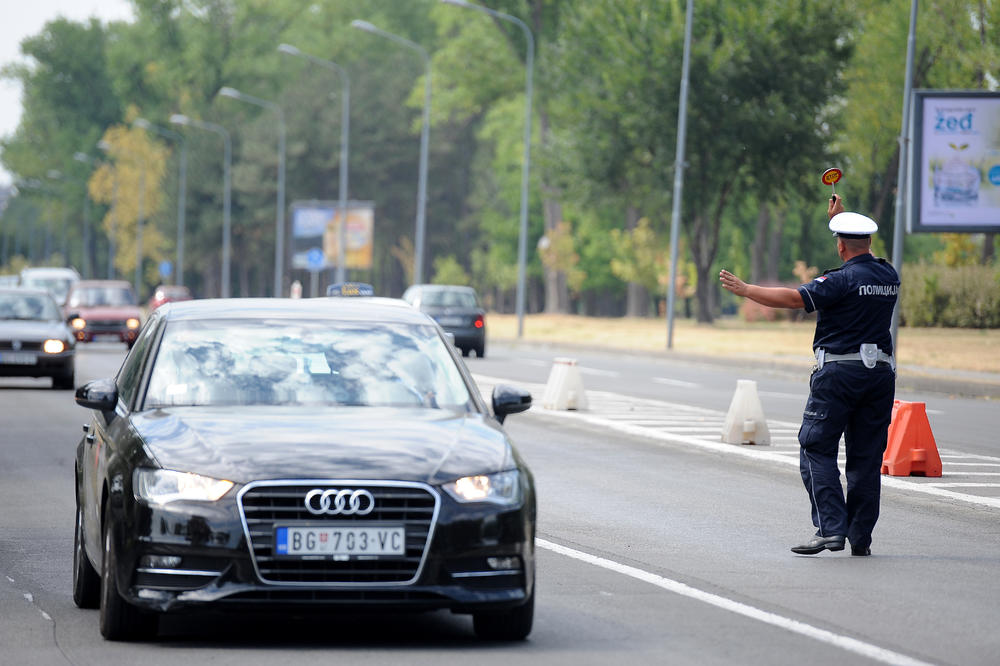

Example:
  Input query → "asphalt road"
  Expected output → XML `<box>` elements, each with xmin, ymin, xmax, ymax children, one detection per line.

<box><xmin>1</xmin><ymin>342</ymin><xmax>998</xmax><ymax>665</ymax></box>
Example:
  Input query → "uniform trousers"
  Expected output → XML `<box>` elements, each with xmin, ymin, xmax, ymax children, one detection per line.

<box><xmin>797</xmin><ymin>360</ymin><xmax>896</xmax><ymax>549</ymax></box>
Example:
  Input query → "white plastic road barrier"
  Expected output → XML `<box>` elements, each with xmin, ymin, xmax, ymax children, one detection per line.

<box><xmin>721</xmin><ymin>379</ymin><xmax>771</xmax><ymax>445</ymax></box>
<box><xmin>542</xmin><ymin>357</ymin><xmax>589</xmax><ymax>411</ymax></box>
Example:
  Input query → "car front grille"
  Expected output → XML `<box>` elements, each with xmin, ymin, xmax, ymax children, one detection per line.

<box><xmin>0</xmin><ymin>340</ymin><xmax>42</xmax><ymax>351</ymax></box>
<box><xmin>85</xmin><ymin>320</ymin><xmax>126</xmax><ymax>333</ymax></box>
<box><xmin>238</xmin><ymin>481</ymin><xmax>439</xmax><ymax>586</ymax></box>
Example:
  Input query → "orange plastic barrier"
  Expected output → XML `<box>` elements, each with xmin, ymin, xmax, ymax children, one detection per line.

<box><xmin>881</xmin><ymin>400</ymin><xmax>942</xmax><ymax>477</ymax></box>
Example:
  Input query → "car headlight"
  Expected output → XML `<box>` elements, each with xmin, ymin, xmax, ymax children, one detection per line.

<box><xmin>43</xmin><ymin>339</ymin><xmax>66</xmax><ymax>354</ymax></box>
<box><xmin>126</xmin><ymin>318</ymin><xmax>141</xmax><ymax>329</ymax></box>
<box><xmin>134</xmin><ymin>469</ymin><xmax>234</xmax><ymax>504</ymax></box>
<box><xmin>443</xmin><ymin>470</ymin><xmax>521</xmax><ymax>505</ymax></box>
<box><xmin>70</xmin><ymin>317</ymin><xmax>86</xmax><ymax>330</ymax></box>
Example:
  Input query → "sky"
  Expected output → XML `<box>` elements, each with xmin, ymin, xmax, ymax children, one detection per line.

<box><xmin>0</xmin><ymin>0</ymin><xmax>134</xmax><ymax>186</ymax></box>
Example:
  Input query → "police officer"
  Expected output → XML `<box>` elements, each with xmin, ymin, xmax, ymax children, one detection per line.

<box><xmin>719</xmin><ymin>194</ymin><xmax>899</xmax><ymax>556</ymax></box>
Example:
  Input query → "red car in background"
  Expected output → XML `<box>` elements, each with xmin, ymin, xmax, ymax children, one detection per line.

<box><xmin>65</xmin><ymin>280</ymin><xmax>143</xmax><ymax>348</ymax></box>
<box><xmin>147</xmin><ymin>285</ymin><xmax>193</xmax><ymax>311</ymax></box>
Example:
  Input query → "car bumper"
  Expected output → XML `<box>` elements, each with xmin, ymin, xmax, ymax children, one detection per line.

<box><xmin>442</xmin><ymin>326</ymin><xmax>485</xmax><ymax>350</ymax></box>
<box><xmin>75</xmin><ymin>327</ymin><xmax>139</xmax><ymax>344</ymax></box>
<box><xmin>109</xmin><ymin>483</ymin><xmax>534</xmax><ymax>615</ymax></box>
<box><xmin>0</xmin><ymin>351</ymin><xmax>74</xmax><ymax>378</ymax></box>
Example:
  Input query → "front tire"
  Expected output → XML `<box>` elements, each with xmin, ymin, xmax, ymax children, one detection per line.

<box><xmin>72</xmin><ymin>501</ymin><xmax>100</xmax><ymax>608</ymax></box>
<box><xmin>472</xmin><ymin>591</ymin><xmax>534</xmax><ymax>641</ymax></box>
<box><xmin>53</xmin><ymin>371</ymin><xmax>75</xmax><ymax>390</ymax></box>
<box><xmin>99</xmin><ymin>511</ymin><xmax>157</xmax><ymax>641</ymax></box>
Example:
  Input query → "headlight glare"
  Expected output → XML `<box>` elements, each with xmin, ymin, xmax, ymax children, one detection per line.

<box><xmin>444</xmin><ymin>470</ymin><xmax>520</xmax><ymax>505</ymax></box>
<box><xmin>134</xmin><ymin>469</ymin><xmax>233</xmax><ymax>504</ymax></box>
<box><xmin>126</xmin><ymin>318</ymin><xmax>141</xmax><ymax>329</ymax></box>
<box><xmin>71</xmin><ymin>318</ymin><xmax>86</xmax><ymax>330</ymax></box>
<box><xmin>43</xmin><ymin>339</ymin><xmax>65</xmax><ymax>354</ymax></box>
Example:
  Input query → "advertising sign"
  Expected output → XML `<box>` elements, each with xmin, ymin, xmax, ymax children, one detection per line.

<box><xmin>910</xmin><ymin>91</ymin><xmax>1000</xmax><ymax>233</ymax></box>
<box><xmin>291</xmin><ymin>201</ymin><xmax>374</xmax><ymax>271</ymax></box>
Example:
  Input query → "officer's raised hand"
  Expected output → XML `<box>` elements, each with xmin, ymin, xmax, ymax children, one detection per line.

<box><xmin>828</xmin><ymin>194</ymin><xmax>845</xmax><ymax>219</ymax></box>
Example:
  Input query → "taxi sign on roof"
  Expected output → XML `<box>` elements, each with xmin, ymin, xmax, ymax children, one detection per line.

<box><xmin>327</xmin><ymin>282</ymin><xmax>375</xmax><ymax>297</ymax></box>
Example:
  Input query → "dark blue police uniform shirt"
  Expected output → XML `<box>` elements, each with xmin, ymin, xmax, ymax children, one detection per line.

<box><xmin>796</xmin><ymin>254</ymin><xmax>899</xmax><ymax>356</ymax></box>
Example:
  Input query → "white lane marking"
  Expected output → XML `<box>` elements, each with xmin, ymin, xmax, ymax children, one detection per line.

<box><xmin>924</xmin><ymin>483</ymin><xmax>1000</xmax><ymax>488</ymax></box>
<box><xmin>760</xmin><ymin>391</ymin><xmax>806</xmax><ymax>400</ymax></box>
<box><xmin>653</xmin><ymin>377</ymin><xmax>700</xmax><ymax>389</ymax></box>
<box><xmin>945</xmin><ymin>462</ymin><xmax>1000</xmax><ymax>467</ymax></box>
<box><xmin>579</xmin><ymin>367</ymin><xmax>620</xmax><ymax>377</ymax></box>
<box><xmin>941</xmin><ymin>472</ymin><xmax>1000</xmax><ymax>476</ymax></box>
<box><xmin>473</xmin><ymin>373</ymin><xmax>1000</xmax><ymax>510</ymax></box>
<box><xmin>521</xmin><ymin>359</ymin><xmax>550</xmax><ymax>368</ymax></box>
<box><xmin>940</xmin><ymin>454</ymin><xmax>1000</xmax><ymax>462</ymax></box>
<box><xmin>537</xmin><ymin>538</ymin><xmax>933</xmax><ymax>666</ymax></box>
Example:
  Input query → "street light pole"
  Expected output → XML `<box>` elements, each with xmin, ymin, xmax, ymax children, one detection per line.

<box><xmin>72</xmin><ymin>152</ymin><xmax>99</xmax><ymax>278</ymax></box>
<box><xmin>350</xmin><ymin>21</ymin><xmax>431</xmax><ymax>286</ymax></box>
<box><xmin>441</xmin><ymin>0</ymin><xmax>533</xmax><ymax>337</ymax></box>
<box><xmin>666</xmin><ymin>0</ymin><xmax>694</xmax><ymax>350</ymax></box>
<box><xmin>278</xmin><ymin>44</ymin><xmax>351</xmax><ymax>284</ymax></box>
<box><xmin>218</xmin><ymin>86</ymin><xmax>286</xmax><ymax>297</ymax></box>
<box><xmin>170</xmin><ymin>114</ymin><xmax>232</xmax><ymax>298</ymax></box>
<box><xmin>135</xmin><ymin>118</ymin><xmax>188</xmax><ymax>286</ymax></box>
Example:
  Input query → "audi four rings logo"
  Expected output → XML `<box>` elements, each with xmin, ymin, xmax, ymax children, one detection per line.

<box><xmin>304</xmin><ymin>488</ymin><xmax>376</xmax><ymax>515</ymax></box>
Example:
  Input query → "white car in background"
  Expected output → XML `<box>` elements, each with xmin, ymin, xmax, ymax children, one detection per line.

<box><xmin>19</xmin><ymin>267</ymin><xmax>81</xmax><ymax>307</ymax></box>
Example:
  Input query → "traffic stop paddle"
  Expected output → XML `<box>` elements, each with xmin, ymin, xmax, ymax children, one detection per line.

<box><xmin>821</xmin><ymin>167</ymin><xmax>842</xmax><ymax>200</ymax></box>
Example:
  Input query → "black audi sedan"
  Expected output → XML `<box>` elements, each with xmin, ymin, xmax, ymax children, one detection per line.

<box><xmin>72</xmin><ymin>297</ymin><xmax>535</xmax><ymax>641</ymax></box>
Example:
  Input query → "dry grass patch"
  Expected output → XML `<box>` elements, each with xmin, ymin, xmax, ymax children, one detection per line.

<box><xmin>487</xmin><ymin>314</ymin><xmax>1000</xmax><ymax>374</ymax></box>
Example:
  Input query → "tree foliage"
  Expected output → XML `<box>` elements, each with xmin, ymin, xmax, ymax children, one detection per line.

<box><xmin>1</xmin><ymin>0</ymin><xmax>997</xmax><ymax>327</ymax></box>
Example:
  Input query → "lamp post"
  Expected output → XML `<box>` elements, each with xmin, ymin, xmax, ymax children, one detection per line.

<box><xmin>72</xmin><ymin>152</ymin><xmax>99</xmax><ymax>279</ymax></box>
<box><xmin>350</xmin><ymin>20</ymin><xmax>431</xmax><ymax>285</ymax></box>
<box><xmin>278</xmin><ymin>43</ymin><xmax>351</xmax><ymax>284</ymax></box>
<box><xmin>99</xmin><ymin>140</ymin><xmax>145</xmax><ymax>297</ymax></box>
<box><xmin>441</xmin><ymin>0</ymin><xmax>533</xmax><ymax>337</ymax></box>
<box><xmin>218</xmin><ymin>86</ymin><xmax>286</xmax><ymax>297</ymax></box>
<box><xmin>45</xmin><ymin>169</ymin><xmax>71</xmax><ymax>266</ymax></box>
<box><xmin>135</xmin><ymin>118</ymin><xmax>188</xmax><ymax>287</ymax></box>
<box><xmin>666</xmin><ymin>0</ymin><xmax>694</xmax><ymax>350</ymax></box>
<box><xmin>170</xmin><ymin>114</ymin><xmax>232</xmax><ymax>298</ymax></box>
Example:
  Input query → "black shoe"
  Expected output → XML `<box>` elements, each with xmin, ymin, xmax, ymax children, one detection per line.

<box><xmin>791</xmin><ymin>535</ymin><xmax>846</xmax><ymax>555</ymax></box>
<box><xmin>851</xmin><ymin>545</ymin><xmax>871</xmax><ymax>556</ymax></box>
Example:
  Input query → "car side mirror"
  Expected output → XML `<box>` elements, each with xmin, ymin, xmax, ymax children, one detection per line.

<box><xmin>492</xmin><ymin>385</ymin><xmax>531</xmax><ymax>424</ymax></box>
<box><xmin>75</xmin><ymin>378</ymin><xmax>119</xmax><ymax>418</ymax></box>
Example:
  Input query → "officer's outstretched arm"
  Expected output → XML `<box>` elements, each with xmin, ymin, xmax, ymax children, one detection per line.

<box><xmin>719</xmin><ymin>270</ymin><xmax>804</xmax><ymax>309</ymax></box>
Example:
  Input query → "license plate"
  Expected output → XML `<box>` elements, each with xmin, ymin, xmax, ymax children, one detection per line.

<box><xmin>435</xmin><ymin>316</ymin><xmax>464</xmax><ymax>327</ymax></box>
<box><xmin>94</xmin><ymin>334</ymin><xmax>120</xmax><ymax>342</ymax></box>
<box><xmin>274</xmin><ymin>525</ymin><xmax>405</xmax><ymax>558</ymax></box>
<box><xmin>0</xmin><ymin>352</ymin><xmax>36</xmax><ymax>365</ymax></box>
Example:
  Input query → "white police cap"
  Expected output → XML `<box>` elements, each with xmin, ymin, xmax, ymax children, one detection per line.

<box><xmin>829</xmin><ymin>212</ymin><xmax>878</xmax><ymax>237</ymax></box>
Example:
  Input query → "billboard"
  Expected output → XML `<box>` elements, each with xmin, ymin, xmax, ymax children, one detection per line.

<box><xmin>910</xmin><ymin>90</ymin><xmax>1000</xmax><ymax>233</ymax></box>
<box><xmin>291</xmin><ymin>201</ymin><xmax>374</xmax><ymax>271</ymax></box>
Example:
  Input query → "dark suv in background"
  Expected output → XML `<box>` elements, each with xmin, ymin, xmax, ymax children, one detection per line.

<box><xmin>402</xmin><ymin>284</ymin><xmax>486</xmax><ymax>358</ymax></box>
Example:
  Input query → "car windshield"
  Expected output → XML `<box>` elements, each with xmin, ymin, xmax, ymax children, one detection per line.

<box><xmin>22</xmin><ymin>277</ymin><xmax>75</xmax><ymax>303</ymax></box>
<box><xmin>421</xmin><ymin>290</ymin><xmax>477</xmax><ymax>308</ymax></box>
<box><xmin>69</xmin><ymin>286</ymin><xmax>137</xmax><ymax>307</ymax></box>
<box><xmin>143</xmin><ymin>319</ymin><xmax>474</xmax><ymax>410</ymax></box>
<box><xmin>0</xmin><ymin>292</ymin><xmax>61</xmax><ymax>321</ymax></box>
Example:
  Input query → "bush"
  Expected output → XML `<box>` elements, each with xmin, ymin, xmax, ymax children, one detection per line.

<box><xmin>900</xmin><ymin>262</ymin><xmax>1000</xmax><ymax>328</ymax></box>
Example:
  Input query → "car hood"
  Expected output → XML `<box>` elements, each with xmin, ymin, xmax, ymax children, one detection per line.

<box><xmin>70</xmin><ymin>305</ymin><xmax>142</xmax><ymax>319</ymax></box>
<box><xmin>0</xmin><ymin>320</ymin><xmax>72</xmax><ymax>342</ymax></box>
<box><xmin>132</xmin><ymin>407</ymin><xmax>513</xmax><ymax>485</ymax></box>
